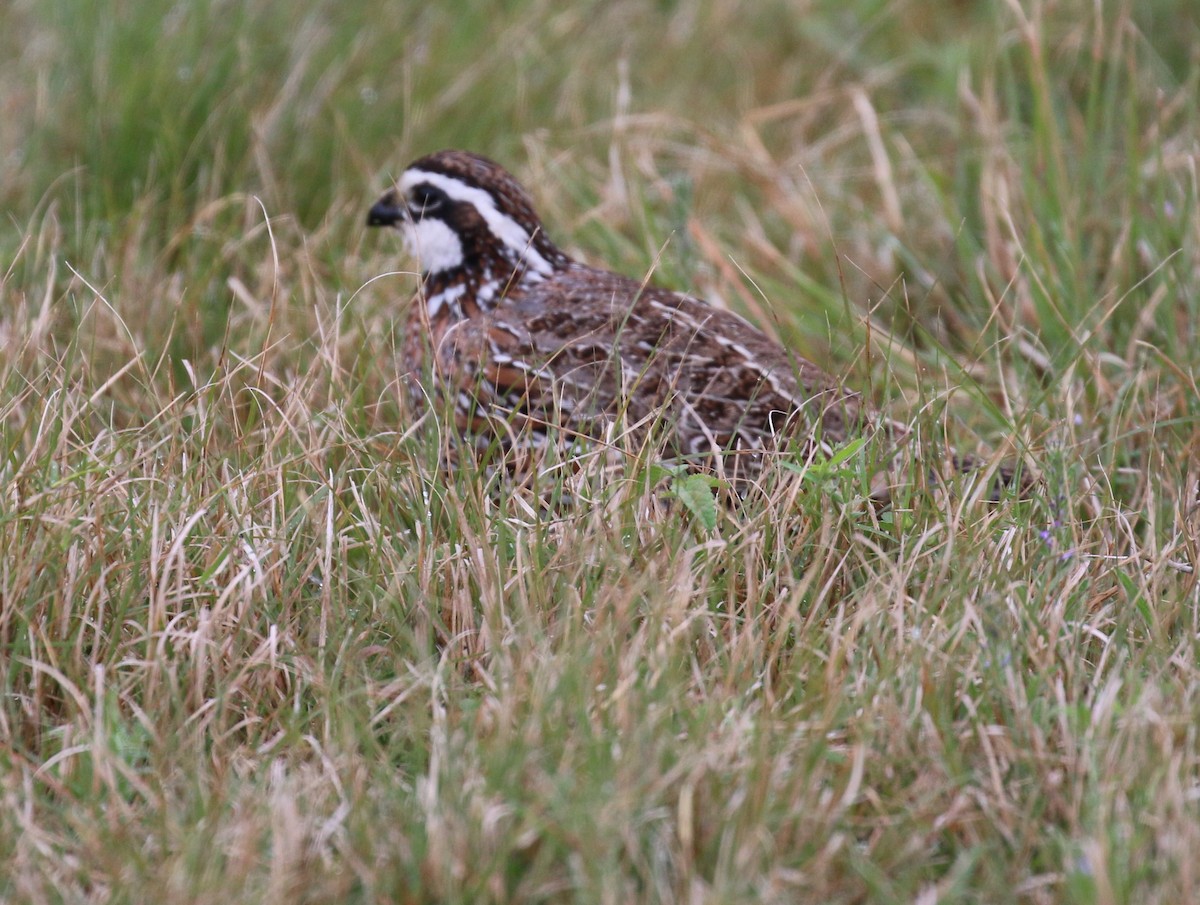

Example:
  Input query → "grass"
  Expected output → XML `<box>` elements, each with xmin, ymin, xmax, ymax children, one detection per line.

<box><xmin>2</xmin><ymin>0</ymin><xmax>1199</xmax><ymax>901</ymax></box>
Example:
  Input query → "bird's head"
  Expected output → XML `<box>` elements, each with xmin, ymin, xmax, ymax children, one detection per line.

<box><xmin>367</xmin><ymin>150</ymin><xmax>568</xmax><ymax>284</ymax></box>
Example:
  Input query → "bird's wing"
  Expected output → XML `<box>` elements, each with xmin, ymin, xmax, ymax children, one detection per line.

<box><xmin>434</xmin><ymin>267</ymin><xmax>881</xmax><ymax>461</ymax></box>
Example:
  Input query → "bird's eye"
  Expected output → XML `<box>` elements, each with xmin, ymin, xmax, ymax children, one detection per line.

<box><xmin>409</xmin><ymin>185</ymin><xmax>446</xmax><ymax>216</ymax></box>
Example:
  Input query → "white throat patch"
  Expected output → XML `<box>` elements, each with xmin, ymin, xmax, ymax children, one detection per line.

<box><xmin>402</xmin><ymin>217</ymin><xmax>464</xmax><ymax>274</ymax></box>
<box><xmin>399</xmin><ymin>168</ymin><xmax>554</xmax><ymax>276</ymax></box>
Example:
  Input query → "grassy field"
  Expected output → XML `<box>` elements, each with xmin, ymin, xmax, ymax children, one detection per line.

<box><xmin>2</xmin><ymin>0</ymin><xmax>1199</xmax><ymax>901</ymax></box>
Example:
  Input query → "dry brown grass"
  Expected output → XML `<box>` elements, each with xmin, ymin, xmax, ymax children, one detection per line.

<box><xmin>2</xmin><ymin>0</ymin><xmax>1199</xmax><ymax>902</ymax></box>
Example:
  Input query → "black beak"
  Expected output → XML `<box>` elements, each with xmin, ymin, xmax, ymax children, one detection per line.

<box><xmin>367</xmin><ymin>190</ymin><xmax>405</xmax><ymax>227</ymax></box>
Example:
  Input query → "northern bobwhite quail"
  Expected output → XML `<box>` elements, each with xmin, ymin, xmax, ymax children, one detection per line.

<box><xmin>367</xmin><ymin>149</ymin><xmax>1030</xmax><ymax>498</ymax></box>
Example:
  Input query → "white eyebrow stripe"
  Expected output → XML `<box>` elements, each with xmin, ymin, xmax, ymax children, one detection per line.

<box><xmin>399</xmin><ymin>168</ymin><xmax>554</xmax><ymax>276</ymax></box>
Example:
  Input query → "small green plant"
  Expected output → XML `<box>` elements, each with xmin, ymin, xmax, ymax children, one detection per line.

<box><xmin>664</xmin><ymin>468</ymin><xmax>723</xmax><ymax>531</ymax></box>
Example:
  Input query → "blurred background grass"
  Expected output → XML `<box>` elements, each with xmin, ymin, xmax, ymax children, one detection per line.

<box><xmin>2</xmin><ymin>0</ymin><xmax>1200</xmax><ymax>902</ymax></box>
<box><xmin>4</xmin><ymin>0</ymin><xmax>1197</xmax><ymax>383</ymax></box>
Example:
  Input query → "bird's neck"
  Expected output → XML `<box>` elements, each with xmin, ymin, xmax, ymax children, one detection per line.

<box><xmin>422</xmin><ymin>245</ymin><xmax>570</xmax><ymax>319</ymax></box>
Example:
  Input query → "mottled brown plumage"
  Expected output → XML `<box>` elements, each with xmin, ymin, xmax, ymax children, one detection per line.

<box><xmin>367</xmin><ymin>150</ymin><xmax>1030</xmax><ymax>496</ymax></box>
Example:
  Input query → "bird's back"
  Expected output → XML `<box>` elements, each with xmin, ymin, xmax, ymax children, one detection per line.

<box><xmin>432</xmin><ymin>261</ymin><xmax>880</xmax><ymax>471</ymax></box>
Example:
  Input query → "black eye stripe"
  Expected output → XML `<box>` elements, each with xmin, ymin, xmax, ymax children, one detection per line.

<box><xmin>409</xmin><ymin>184</ymin><xmax>448</xmax><ymax>214</ymax></box>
